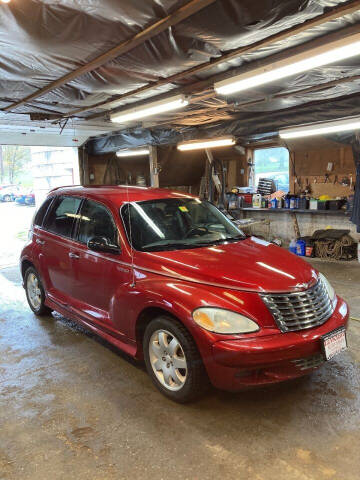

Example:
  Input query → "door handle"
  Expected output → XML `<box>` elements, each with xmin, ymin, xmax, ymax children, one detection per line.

<box><xmin>69</xmin><ymin>252</ymin><xmax>80</xmax><ymax>259</ymax></box>
<box><xmin>36</xmin><ymin>238</ymin><xmax>45</xmax><ymax>245</ymax></box>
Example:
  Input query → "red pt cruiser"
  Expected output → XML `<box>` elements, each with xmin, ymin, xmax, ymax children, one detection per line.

<box><xmin>21</xmin><ymin>186</ymin><xmax>349</xmax><ymax>402</ymax></box>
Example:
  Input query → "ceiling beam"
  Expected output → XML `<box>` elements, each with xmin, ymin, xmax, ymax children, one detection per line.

<box><xmin>56</xmin><ymin>0</ymin><xmax>360</xmax><ymax>120</ymax></box>
<box><xmin>2</xmin><ymin>0</ymin><xmax>216</xmax><ymax>113</ymax></box>
<box><xmin>141</xmin><ymin>73</ymin><xmax>360</xmax><ymax>128</ymax></box>
<box><xmin>85</xmin><ymin>21</ymin><xmax>360</xmax><ymax>125</ymax></box>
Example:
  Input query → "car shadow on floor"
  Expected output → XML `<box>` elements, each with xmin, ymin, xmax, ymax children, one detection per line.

<box><xmin>41</xmin><ymin>310</ymin><xmax>354</xmax><ymax>410</ymax></box>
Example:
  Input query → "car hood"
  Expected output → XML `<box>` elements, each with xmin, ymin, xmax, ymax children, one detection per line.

<box><xmin>138</xmin><ymin>237</ymin><xmax>318</xmax><ymax>293</ymax></box>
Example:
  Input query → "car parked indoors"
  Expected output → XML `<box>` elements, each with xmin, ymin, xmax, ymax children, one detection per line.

<box><xmin>21</xmin><ymin>186</ymin><xmax>349</xmax><ymax>402</ymax></box>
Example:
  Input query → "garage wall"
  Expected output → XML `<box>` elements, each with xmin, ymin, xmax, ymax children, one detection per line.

<box><xmin>240</xmin><ymin>141</ymin><xmax>358</xmax><ymax>243</ymax></box>
<box><xmin>85</xmin><ymin>147</ymin><xmax>247</xmax><ymax>193</ymax></box>
<box><xmin>290</xmin><ymin>143</ymin><xmax>355</xmax><ymax>197</ymax></box>
<box><xmin>241</xmin><ymin>209</ymin><xmax>359</xmax><ymax>243</ymax></box>
<box><xmin>87</xmin><ymin>153</ymin><xmax>151</xmax><ymax>186</ymax></box>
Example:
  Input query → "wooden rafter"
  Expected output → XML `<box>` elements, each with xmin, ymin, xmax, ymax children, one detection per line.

<box><xmin>2</xmin><ymin>0</ymin><xmax>217</xmax><ymax>113</ymax></box>
<box><xmin>57</xmin><ymin>0</ymin><xmax>360</xmax><ymax>120</ymax></box>
<box><xmin>144</xmin><ymin>74</ymin><xmax>360</xmax><ymax>127</ymax></box>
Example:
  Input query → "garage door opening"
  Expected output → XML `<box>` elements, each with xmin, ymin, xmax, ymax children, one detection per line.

<box><xmin>0</xmin><ymin>145</ymin><xmax>80</xmax><ymax>268</ymax></box>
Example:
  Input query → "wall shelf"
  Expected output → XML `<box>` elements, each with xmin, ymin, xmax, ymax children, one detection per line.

<box><xmin>235</xmin><ymin>208</ymin><xmax>349</xmax><ymax>216</ymax></box>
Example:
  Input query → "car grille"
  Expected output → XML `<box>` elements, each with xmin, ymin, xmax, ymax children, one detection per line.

<box><xmin>261</xmin><ymin>279</ymin><xmax>334</xmax><ymax>333</ymax></box>
<box><xmin>291</xmin><ymin>354</ymin><xmax>325</xmax><ymax>371</ymax></box>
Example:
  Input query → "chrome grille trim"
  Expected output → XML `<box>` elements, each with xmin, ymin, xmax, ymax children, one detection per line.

<box><xmin>292</xmin><ymin>354</ymin><xmax>325</xmax><ymax>371</ymax></box>
<box><xmin>261</xmin><ymin>279</ymin><xmax>334</xmax><ymax>332</ymax></box>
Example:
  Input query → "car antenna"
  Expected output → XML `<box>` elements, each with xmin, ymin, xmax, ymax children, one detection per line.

<box><xmin>125</xmin><ymin>182</ymin><xmax>136</xmax><ymax>288</ymax></box>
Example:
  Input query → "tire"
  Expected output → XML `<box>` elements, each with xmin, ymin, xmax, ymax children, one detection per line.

<box><xmin>24</xmin><ymin>267</ymin><xmax>52</xmax><ymax>316</ymax></box>
<box><xmin>143</xmin><ymin>315</ymin><xmax>209</xmax><ymax>403</ymax></box>
<box><xmin>3</xmin><ymin>195</ymin><xmax>11</xmax><ymax>202</ymax></box>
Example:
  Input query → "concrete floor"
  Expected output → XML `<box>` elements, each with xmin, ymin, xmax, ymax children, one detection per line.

<box><xmin>0</xmin><ymin>260</ymin><xmax>359</xmax><ymax>480</ymax></box>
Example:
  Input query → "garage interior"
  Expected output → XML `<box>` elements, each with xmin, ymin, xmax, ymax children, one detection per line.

<box><xmin>1</xmin><ymin>1</ymin><xmax>360</xmax><ymax>479</ymax></box>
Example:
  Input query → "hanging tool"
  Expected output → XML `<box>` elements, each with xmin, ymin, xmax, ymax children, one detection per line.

<box><xmin>304</xmin><ymin>178</ymin><xmax>311</xmax><ymax>195</ymax></box>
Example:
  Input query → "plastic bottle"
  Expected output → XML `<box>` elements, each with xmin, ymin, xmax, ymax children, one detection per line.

<box><xmin>285</xmin><ymin>193</ymin><xmax>290</xmax><ymax>209</ymax></box>
<box><xmin>296</xmin><ymin>239</ymin><xmax>306</xmax><ymax>256</ymax></box>
<box><xmin>290</xmin><ymin>196</ymin><xmax>295</xmax><ymax>209</ymax></box>
<box><xmin>289</xmin><ymin>239</ymin><xmax>297</xmax><ymax>254</ymax></box>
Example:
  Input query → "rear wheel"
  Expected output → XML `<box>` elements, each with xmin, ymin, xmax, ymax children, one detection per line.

<box><xmin>3</xmin><ymin>194</ymin><xmax>11</xmax><ymax>202</ymax></box>
<box><xmin>24</xmin><ymin>267</ymin><xmax>52</xmax><ymax>316</ymax></box>
<box><xmin>143</xmin><ymin>315</ymin><xmax>209</xmax><ymax>402</ymax></box>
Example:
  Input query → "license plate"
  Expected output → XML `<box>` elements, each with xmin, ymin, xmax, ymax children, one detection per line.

<box><xmin>321</xmin><ymin>327</ymin><xmax>347</xmax><ymax>361</ymax></box>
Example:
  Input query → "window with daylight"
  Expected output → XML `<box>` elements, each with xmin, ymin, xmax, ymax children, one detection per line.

<box><xmin>254</xmin><ymin>147</ymin><xmax>290</xmax><ymax>193</ymax></box>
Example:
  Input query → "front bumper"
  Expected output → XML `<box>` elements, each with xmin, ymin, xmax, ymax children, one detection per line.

<box><xmin>206</xmin><ymin>297</ymin><xmax>349</xmax><ymax>391</ymax></box>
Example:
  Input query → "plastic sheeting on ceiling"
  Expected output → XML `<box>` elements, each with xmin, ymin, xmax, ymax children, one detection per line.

<box><xmin>1</xmin><ymin>0</ymin><xmax>360</xmax><ymax>149</ymax></box>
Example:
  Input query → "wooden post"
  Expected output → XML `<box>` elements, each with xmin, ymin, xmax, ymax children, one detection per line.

<box><xmin>79</xmin><ymin>147</ymin><xmax>90</xmax><ymax>185</ymax></box>
<box><xmin>149</xmin><ymin>145</ymin><xmax>159</xmax><ymax>188</ymax></box>
<box><xmin>290</xmin><ymin>212</ymin><xmax>301</xmax><ymax>239</ymax></box>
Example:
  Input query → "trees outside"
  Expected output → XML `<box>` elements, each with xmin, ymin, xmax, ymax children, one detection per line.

<box><xmin>254</xmin><ymin>147</ymin><xmax>289</xmax><ymax>174</ymax></box>
<box><xmin>0</xmin><ymin>145</ymin><xmax>32</xmax><ymax>185</ymax></box>
<box><xmin>254</xmin><ymin>147</ymin><xmax>290</xmax><ymax>192</ymax></box>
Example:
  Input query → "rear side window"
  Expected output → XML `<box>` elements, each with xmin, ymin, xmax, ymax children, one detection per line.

<box><xmin>34</xmin><ymin>197</ymin><xmax>53</xmax><ymax>227</ymax></box>
<box><xmin>43</xmin><ymin>196</ymin><xmax>82</xmax><ymax>238</ymax></box>
<box><xmin>77</xmin><ymin>199</ymin><xmax>119</xmax><ymax>246</ymax></box>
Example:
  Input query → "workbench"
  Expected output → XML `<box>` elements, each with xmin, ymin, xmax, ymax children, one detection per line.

<box><xmin>232</xmin><ymin>208</ymin><xmax>353</xmax><ymax>242</ymax></box>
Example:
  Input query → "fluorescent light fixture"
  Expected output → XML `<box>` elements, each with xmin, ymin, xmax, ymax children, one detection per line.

<box><xmin>111</xmin><ymin>95</ymin><xmax>188</xmax><ymax>123</ymax></box>
<box><xmin>215</xmin><ymin>32</ymin><xmax>360</xmax><ymax>95</ymax></box>
<box><xmin>279</xmin><ymin>117</ymin><xmax>360</xmax><ymax>139</ymax></box>
<box><xmin>177</xmin><ymin>137</ymin><xmax>235</xmax><ymax>151</ymax></box>
<box><xmin>116</xmin><ymin>148</ymin><xmax>149</xmax><ymax>157</ymax></box>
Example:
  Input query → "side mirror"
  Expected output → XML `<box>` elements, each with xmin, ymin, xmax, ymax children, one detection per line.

<box><xmin>87</xmin><ymin>236</ymin><xmax>121</xmax><ymax>255</ymax></box>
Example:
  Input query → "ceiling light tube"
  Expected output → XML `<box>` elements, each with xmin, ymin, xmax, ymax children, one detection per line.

<box><xmin>215</xmin><ymin>32</ymin><xmax>360</xmax><ymax>95</ymax></box>
<box><xmin>279</xmin><ymin>117</ymin><xmax>360</xmax><ymax>139</ymax></box>
<box><xmin>116</xmin><ymin>148</ymin><xmax>150</xmax><ymax>157</ymax></box>
<box><xmin>177</xmin><ymin>137</ymin><xmax>235</xmax><ymax>151</ymax></box>
<box><xmin>111</xmin><ymin>95</ymin><xmax>188</xmax><ymax>123</ymax></box>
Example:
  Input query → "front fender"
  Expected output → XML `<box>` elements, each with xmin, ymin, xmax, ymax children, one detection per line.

<box><xmin>110</xmin><ymin>271</ymin><xmax>278</xmax><ymax>359</ymax></box>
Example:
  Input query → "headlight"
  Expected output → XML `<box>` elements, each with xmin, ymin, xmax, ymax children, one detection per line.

<box><xmin>319</xmin><ymin>273</ymin><xmax>336</xmax><ymax>303</ymax></box>
<box><xmin>192</xmin><ymin>307</ymin><xmax>259</xmax><ymax>334</ymax></box>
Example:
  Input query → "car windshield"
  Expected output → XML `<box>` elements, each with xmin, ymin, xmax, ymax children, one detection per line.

<box><xmin>121</xmin><ymin>198</ymin><xmax>245</xmax><ymax>252</ymax></box>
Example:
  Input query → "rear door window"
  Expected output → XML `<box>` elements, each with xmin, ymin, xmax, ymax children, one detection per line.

<box><xmin>43</xmin><ymin>196</ymin><xmax>82</xmax><ymax>238</ymax></box>
<box><xmin>34</xmin><ymin>197</ymin><xmax>54</xmax><ymax>227</ymax></box>
<box><xmin>76</xmin><ymin>199</ymin><xmax>119</xmax><ymax>246</ymax></box>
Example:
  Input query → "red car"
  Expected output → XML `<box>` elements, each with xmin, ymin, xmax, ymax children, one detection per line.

<box><xmin>20</xmin><ymin>186</ymin><xmax>349</xmax><ymax>402</ymax></box>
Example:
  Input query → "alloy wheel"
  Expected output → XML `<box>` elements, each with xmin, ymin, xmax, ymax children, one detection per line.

<box><xmin>27</xmin><ymin>273</ymin><xmax>42</xmax><ymax>310</ymax></box>
<box><xmin>149</xmin><ymin>329</ymin><xmax>187</xmax><ymax>391</ymax></box>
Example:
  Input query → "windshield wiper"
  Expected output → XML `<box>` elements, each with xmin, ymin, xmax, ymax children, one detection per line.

<box><xmin>208</xmin><ymin>235</ymin><xmax>246</xmax><ymax>245</ymax></box>
<box><xmin>144</xmin><ymin>242</ymin><xmax>206</xmax><ymax>252</ymax></box>
<box><xmin>143</xmin><ymin>235</ymin><xmax>246</xmax><ymax>251</ymax></box>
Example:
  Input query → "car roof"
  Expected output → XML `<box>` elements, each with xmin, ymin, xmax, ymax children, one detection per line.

<box><xmin>48</xmin><ymin>185</ymin><xmax>196</xmax><ymax>206</ymax></box>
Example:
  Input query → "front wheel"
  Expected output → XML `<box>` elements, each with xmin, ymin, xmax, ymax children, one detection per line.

<box><xmin>24</xmin><ymin>267</ymin><xmax>52</xmax><ymax>316</ymax></box>
<box><xmin>143</xmin><ymin>316</ymin><xmax>209</xmax><ymax>402</ymax></box>
<box><xmin>3</xmin><ymin>195</ymin><xmax>11</xmax><ymax>202</ymax></box>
